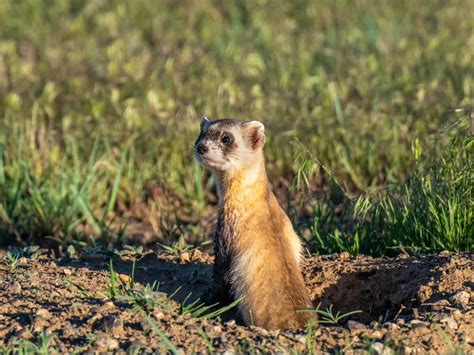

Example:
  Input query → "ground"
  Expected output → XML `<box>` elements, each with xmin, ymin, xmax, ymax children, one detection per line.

<box><xmin>0</xmin><ymin>1</ymin><xmax>472</xmax><ymax>353</ymax></box>
<box><xmin>1</xmin><ymin>249</ymin><xmax>472</xmax><ymax>353</ymax></box>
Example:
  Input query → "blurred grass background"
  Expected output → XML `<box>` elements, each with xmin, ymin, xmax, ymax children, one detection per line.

<box><xmin>0</xmin><ymin>0</ymin><xmax>472</xmax><ymax>255</ymax></box>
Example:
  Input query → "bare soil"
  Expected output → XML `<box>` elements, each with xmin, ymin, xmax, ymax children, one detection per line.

<box><xmin>0</xmin><ymin>249</ymin><xmax>472</xmax><ymax>353</ymax></box>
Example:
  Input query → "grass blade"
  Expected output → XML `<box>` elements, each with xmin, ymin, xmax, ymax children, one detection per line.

<box><xmin>145</xmin><ymin>316</ymin><xmax>179</xmax><ymax>354</ymax></box>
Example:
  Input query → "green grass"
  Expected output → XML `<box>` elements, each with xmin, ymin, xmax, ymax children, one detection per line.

<box><xmin>145</xmin><ymin>316</ymin><xmax>180</xmax><ymax>354</ymax></box>
<box><xmin>0</xmin><ymin>0</ymin><xmax>472</xmax><ymax>255</ymax></box>
<box><xmin>179</xmin><ymin>293</ymin><xmax>242</xmax><ymax>320</ymax></box>
<box><xmin>306</xmin><ymin>304</ymin><xmax>362</xmax><ymax>325</ymax></box>
<box><xmin>0</xmin><ymin>331</ymin><xmax>56</xmax><ymax>355</ymax></box>
<box><xmin>103</xmin><ymin>259</ymin><xmax>174</xmax><ymax>312</ymax></box>
<box><xmin>0</xmin><ymin>251</ymin><xmax>20</xmax><ymax>271</ymax></box>
<box><xmin>102</xmin><ymin>258</ymin><xmax>240</xmax><ymax>319</ymax></box>
<box><xmin>304</xmin><ymin>319</ymin><xmax>318</xmax><ymax>355</ymax></box>
<box><xmin>301</xmin><ymin>118</ymin><xmax>473</xmax><ymax>255</ymax></box>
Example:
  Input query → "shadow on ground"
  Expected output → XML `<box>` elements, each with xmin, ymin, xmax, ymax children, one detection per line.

<box><xmin>70</xmin><ymin>253</ymin><xmax>213</xmax><ymax>306</ymax></box>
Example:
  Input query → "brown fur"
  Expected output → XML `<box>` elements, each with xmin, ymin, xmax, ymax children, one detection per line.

<box><xmin>197</xmin><ymin>119</ymin><xmax>313</xmax><ymax>329</ymax></box>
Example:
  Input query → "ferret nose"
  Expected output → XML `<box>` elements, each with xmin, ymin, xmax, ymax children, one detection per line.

<box><xmin>197</xmin><ymin>143</ymin><xmax>208</xmax><ymax>155</ymax></box>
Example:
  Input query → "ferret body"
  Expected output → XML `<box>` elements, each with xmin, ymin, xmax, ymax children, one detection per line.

<box><xmin>194</xmin><ymin>117</ymin><xmax>313</xmax><ymax>329</ymax></box>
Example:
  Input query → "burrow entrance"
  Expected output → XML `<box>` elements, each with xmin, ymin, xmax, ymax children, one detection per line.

<box><xmin>304</xmin><ymin>254</ymin><xmax>472</xmax><ymax>323</ymax></box>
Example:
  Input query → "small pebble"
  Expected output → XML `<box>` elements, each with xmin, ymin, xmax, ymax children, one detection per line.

<box><xmin>63</xmin><ymin>268</ymin><xmax>72</xmax><ymax>276</ymax></box>
<box><xmin>94</xmin><ymin>334</ymin><xmax>119</xmax><ymax>351</ymax></box>
<box><xmin>440</xmin><ymin>317</ymin><xmax>458</xmax><ymax>330</ymax></box>
<box><xmin>111</xmin><ymin>316</ymin><xmax>125</xmax><ymax>338</ymax></box>
<box><xmin>180</xmin><ymin>252</ymin><xmax>190</xmax><ymax>262</ymax></box>
<box><xmin>191</xmin><ymin>249</ymin><xmax>203</xmax><ymax>261</ymax></box>
<box><xmin>429</xmin><ymin>299</ymin><xmax>450</xmax><ymax>310</ymax></box>
<box><xmin>371</xmin><ymin>342</ymin><xmax>392</xmax><ymax>354</ymax></box>
<box><xmin>347</xmin><ymin>320</ymin><xmax>367</xmax><ymax>331</ymax></box>
<box><xmin>87</xmin><ymin>313</ymin><xmax>102</xmax><ymax>326</ymax></box>
<box><xmin>409</xmin><ymin>319</ymin><xmax>425</xmax><ymax>328</ymax></box>
<box><xmin>452</xmin><ymin>310</ymin><xmax>462</xmax><ymax>321</ymax></box>
<box><xmin>33</xmin><ymin>319</ymin><xmax>47</xmax><ymax>332</ymax></box>
<box><xmin>339</xmin><ymin>252</ymin><xmax>350</xmax><ymax>260</ymax></box>
<box><xmin>16</xmin><ymin>328</ymin><xmax>32</xmax><ymax>339</ymax></box>
<box><xmin>213</xmin><ymin>325</ymin><xmax>222</xmax><ymax>334</ymax></box>
<box><xmin>36</xmin><ymin>308</ymin><xmax>51</xmax><ymax>318</ymax></box>
<box><xmin>102</xmin><ymin>301</ymin><xmax>116</xmax><ymax>311</ymax></box>
<box><xmin>153</xmin><ymin>311</ymin><xmax>165</xmax><ymax>320</ymax></box>
<box><xmin>118</xmin><ymin>274</ymin><xmax>130</xmax><ymax>283</ymax></box>
<box><xmin>70</xmin><ymin>303</ymin><xmax>83</xmax><ymax>315</ymax></box>
<box><xmin>450</xmin><ymin>291</ymin><xmax>470</xmax><ymax>307</ymax></box>
<box><xmin>129</xmin><ymin>340</ymin><xmax>144</xmax><ymax>352</ymax></box>
<box><xmin>371</xmin><ymin>330</ymin><xmax>383</xmax><ymax>339</ymax></box>
<box><xmin>296</xmin><ymin>334</ymin><xmax>306</xmax><ymax>344</ymax></box>
<box><xmin>10</xmin><ymin>281</ymin><xmax>22</xmax><ymax>294</ymax></box>
<box><xmin>385</xmin><ymin>322</ymin><xmax>399</xmax><ymax>331</ymax></box>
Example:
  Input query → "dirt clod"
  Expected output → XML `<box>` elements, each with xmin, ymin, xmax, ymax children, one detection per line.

<box><xmin>93</xmin><ymin>315</ymin><xmax>125</xmax><ymax>338</ymax></box>
<box><xmin>118</xmin><ymin>273</ymin><xmax>131</xmax><ymax>283</ymax></box>
<box><xmin>9</xmin><ymin>281</ymin><xmax>21</xmax><ymax>294</ymax></box>
<box><xmin>347</xmin><ymin>320</ymin><xmax>367</xmax><ymax>331</ymax></box>
<box><xmin>179</xmin><ymin>252</ymin><xmax>191</xmax><ymax>262</ymax></box>
<box><xmin>450</xmin><ymin>290</ymin><xmax>470</xmax><ymax>307</ymax></box>
<box><xmin>371</xmin><ymin>342</ymin><xmax>391</xmax><ymax>354</ymax></box>
<box><xmin>94</xmin><ymin>334</ymin><xmax>119</xmax><ymax>351</ymax></box>
<box><xmin>440</xmin><ymin>317</ymin><xmax>458</xmax><ymax>330</ymax></box>
<box><xmin>36</xmin><ymin>308</ymin><xmax>51</xmax><ymax>318</ymax></box>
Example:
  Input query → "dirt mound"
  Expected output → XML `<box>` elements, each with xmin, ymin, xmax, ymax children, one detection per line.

<box><xmin>304</xmin><ymin>253</ymin><xmax>473</xmax><ymax>323</ymax></box>
<box><xmin>0</xmin><ymin>250</ymin><xmax>472</xmax><ymax>353</ymax></box>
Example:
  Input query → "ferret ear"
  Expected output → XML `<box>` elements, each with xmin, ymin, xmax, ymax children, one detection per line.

<box><xmin>241</xmin><ymin>120</ymin><xmax>265</xmax><ymax>149</ymax></box>
<box><xmin>200</xmin><ymin>116</ymin><xmax>210</xmax><ymax>130</ymax></box>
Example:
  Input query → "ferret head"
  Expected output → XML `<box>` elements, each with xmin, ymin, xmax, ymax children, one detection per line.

<box><xmin>194</xmin><ymin>117</ymin><xmax>266</xmax><ymax>172</ymax></box>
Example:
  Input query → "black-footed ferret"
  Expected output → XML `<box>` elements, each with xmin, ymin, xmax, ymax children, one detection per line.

<box><xmin>194</xmin><ymin>117</ymin><xmax>313</xmax><ymax>329</ymax></box>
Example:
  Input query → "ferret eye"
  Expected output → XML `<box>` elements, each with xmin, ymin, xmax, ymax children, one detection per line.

<box><xmin>221</xmin><ymin>134</ymin><xmax>232</xmax><ymax>145</ymax></box>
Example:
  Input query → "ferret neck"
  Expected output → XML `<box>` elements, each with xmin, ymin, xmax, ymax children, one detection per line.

<box><xmin>213</xmin><ymin>155</ymin><xmax>268</xmax><ymax>204</ymax></box>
